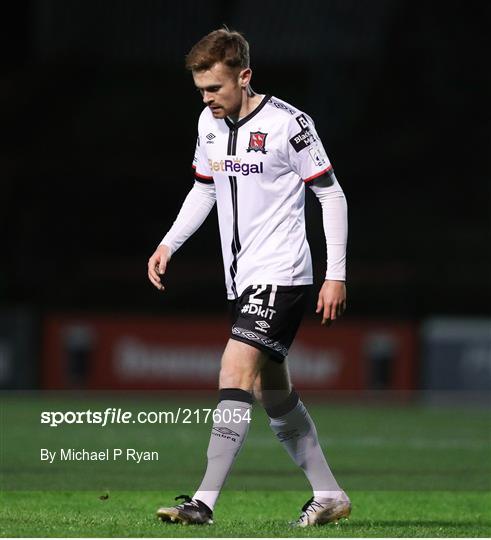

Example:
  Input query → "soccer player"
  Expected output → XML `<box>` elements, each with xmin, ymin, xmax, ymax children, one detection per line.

<box><xmin>148</xmin><ymin>28</ymin><xmax>350</xmax><ymax>527</ymax></box>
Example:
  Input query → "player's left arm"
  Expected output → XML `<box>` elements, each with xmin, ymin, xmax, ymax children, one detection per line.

<box><xmin>285</xmin><ymin>112</ymin><xmax>348</xmax><ymax>326</ymax></box>
<box><xmin>309</xmin><ymin>174</ymin><xmax>348</xmax><ymax>326</ymax></box>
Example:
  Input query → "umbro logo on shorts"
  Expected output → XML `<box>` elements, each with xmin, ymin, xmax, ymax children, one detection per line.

<box><xmin>255</xmin><ymin>320</ymin><xmax>270</xmax><ymax>329</ymax></box>
<box><xmin>255</xmin><ymin>320</ymin><xmax>270</xmax><ymax>333</ymax></box>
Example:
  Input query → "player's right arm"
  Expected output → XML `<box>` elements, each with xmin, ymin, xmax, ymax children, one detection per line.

<box><xmin>148</xmin><ymin>131</ymin><xmax>215</xmax><ymax>291</ymax></box>
<box><xmin>147</xmin><ymin>180</ymin><xmax>216</xmax><ymax>290</ymax></box>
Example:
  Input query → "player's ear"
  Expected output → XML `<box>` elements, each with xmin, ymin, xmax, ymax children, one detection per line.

<box><xmin>238</xmin><ymin>68</ymin><xmax>252</xmax><ymax>88</ymax></box>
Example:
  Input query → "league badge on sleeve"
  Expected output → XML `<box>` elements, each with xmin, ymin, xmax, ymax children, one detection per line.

<box><xmin>309</xmin><ymin>144</ymin><xmax>327</xmax><ymax>167</ymax></box>
<box><xmin>246</xmin><ymin>131</ymin><xmax>268</xmax><ymax>154</ymax></box>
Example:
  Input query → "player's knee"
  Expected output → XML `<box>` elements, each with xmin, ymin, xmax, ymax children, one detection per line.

<box><xmin>219</xmin><ymin>366</ymin><xmax>255</xmax><ymax>392</ymax></box>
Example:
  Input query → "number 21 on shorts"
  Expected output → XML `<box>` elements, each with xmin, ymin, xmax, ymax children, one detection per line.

<box><xmin>248</xmin><ymin>285</ymin><xmax>277</xmax><ymax>307</ymax></box>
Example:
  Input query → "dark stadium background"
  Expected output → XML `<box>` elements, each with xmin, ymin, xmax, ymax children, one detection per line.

<box><xmin>1</xmin><ymin>6</ymin><xmax>491</xmax><ymax>533</ymax></box>
<box><xmin>0</xmin><ymin>0</ymin><xmax>489</xmax><ymax>393</ymax></box>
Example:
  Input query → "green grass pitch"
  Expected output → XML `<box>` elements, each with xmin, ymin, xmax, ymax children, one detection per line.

<box><xmin>1</xmin><ymin>394</ymin><xmax>490</xmax><ymax>537</ymax></box>
<box><xmin>2</xmin><ymin>490</ymin><xmax>490</xmax><ymax>537</ymax></box>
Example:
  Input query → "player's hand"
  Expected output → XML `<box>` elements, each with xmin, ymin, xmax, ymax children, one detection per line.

<box><xmin>147</xmin><ymin>244</ymin><xmax>171</xmax><ymax>291</ymax></box>
<box><xmin>316</xmin><ymin>280</ymin><xmax>346</xmax><ymax>326</ymax></box>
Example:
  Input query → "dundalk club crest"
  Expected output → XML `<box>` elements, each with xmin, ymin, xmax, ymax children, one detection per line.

<box><xmin>246</xmin><ymin>131</ymin><xmax>268</xmax><ymax>154</ymax></box>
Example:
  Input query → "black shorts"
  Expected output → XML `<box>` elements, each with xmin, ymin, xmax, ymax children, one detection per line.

<box><xmin>228</xmin><ymin>284</ymin><xmax>311</xmax><ymax>362</ymax></box>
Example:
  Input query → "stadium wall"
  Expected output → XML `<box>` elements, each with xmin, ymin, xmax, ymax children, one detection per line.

<box><xmin>40</xmin><ymin>314</ymin><xmax>417</xmax><ymax>392</ymax></box>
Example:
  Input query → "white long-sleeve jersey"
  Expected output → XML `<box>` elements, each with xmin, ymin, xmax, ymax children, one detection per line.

<box><xmin>161</xmin><ymin>95</ymin><xmax>348</xmax><ymax>299</ymax></box>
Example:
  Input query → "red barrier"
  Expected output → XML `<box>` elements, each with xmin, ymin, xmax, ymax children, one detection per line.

<box><xmin>41</xmin><ymin>315</ymin><xmax>417</xmax><ymax>391</ymax></box>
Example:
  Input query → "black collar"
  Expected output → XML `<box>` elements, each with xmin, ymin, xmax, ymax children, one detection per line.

<box><xmin>225</xmin><ymin>94</ymin><xmax>271</xmax><ymax>130</ymax></box>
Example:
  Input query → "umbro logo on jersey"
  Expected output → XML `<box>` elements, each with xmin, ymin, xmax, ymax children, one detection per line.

<box><xmin>246</xmin><ymin>131</ymin><xmax>268</xmax><ymax>154</ymax></box>
<box><xmin>269</xmin><ymin>98</ymin><xmax>296</xmax><ymax>115</ymax></box>
<box><xmin>206</xmin><ymin>133</ymin><xmax>216</xmax><ymax>143</ymax></box>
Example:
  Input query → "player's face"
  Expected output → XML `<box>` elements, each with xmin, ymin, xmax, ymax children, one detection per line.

<box><xmin>193</xmin><ymin>63</ymin><xmax>250</xmax><ymax>119</ymax></box>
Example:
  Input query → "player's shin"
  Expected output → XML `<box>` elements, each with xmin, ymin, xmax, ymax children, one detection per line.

<box><xmin>266</xmin><ymin>388</ymin><xmax>348</xmax><ymax>502</ymax></box>
<box><xmin>193</xmin><ymin>388</ymin><xmax>252</xmax><ymax>510</ymax></box>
